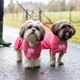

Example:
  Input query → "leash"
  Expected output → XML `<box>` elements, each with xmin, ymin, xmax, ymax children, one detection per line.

<box><xmin>16</xmin><ymin>1</ymin><xmax>33</xmax><ymax>19</ymax></box>
<box><xmin>16</xmin><ymin>1</ymin><xmax>50</xmax><ymax>28</ymax></box>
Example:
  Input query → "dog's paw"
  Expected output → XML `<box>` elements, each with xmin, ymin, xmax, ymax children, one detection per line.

<box><xmin>34</xmin><ymin>65</ymin><xmax>40</xmax><ymax>68</ymax></box>
<box><xmin>25</xmin><ymin>64</ymin><xmax>32</xmax><ymax>69</ymax></box>
<box><xmin>25</xmin><ymin>66</ymin><xmax>32</xmax><ymax>69</ymax></box>
<box><xmin>50</xmin><ymin>61</ymin><xmax>55</xmax><ymax>67</ymax></box>
<box><xmin>58</xmin><ymin>62</ymin><xmax>64</xmax><ymax>65</ymax></box>
<box><xmin>17</xmin><ymin>59</ymin><xmax>22</xmax><ymax>62</ymax></box>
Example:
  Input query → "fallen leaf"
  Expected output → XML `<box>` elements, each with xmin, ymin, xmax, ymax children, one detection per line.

<box><xmin>20</xmin><ymin>72</ymin><xmax>23</xmax><ymax>74</ymax></box>
<box><xmin>41</xmin><ymin>71</ymin><xmax>45</xmax><ymax>74</ymax></box>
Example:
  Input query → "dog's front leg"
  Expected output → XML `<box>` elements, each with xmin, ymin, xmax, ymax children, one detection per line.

<box><xmin>25</xmin><ymin>57</ymin><xmax>33</xmax><ymax>69</ymax></box>
<box><xmin>58</xmin><ymin>52</ymin><xmax>64</xmax><ymax>65</ymax></box>
<box><xmin>33</xmin><ymin>58</ymin><xmax>40</xmax><ymax>68</ymax></box>
<box><xmin>50</xmin><ymin>50</ymin><xmax>56</xmax><ymax>66</ymax></box>
<box><xmin>16</xmin><ymin>49</ymin><xmax>22</xmax><ymax>62</ymax></box>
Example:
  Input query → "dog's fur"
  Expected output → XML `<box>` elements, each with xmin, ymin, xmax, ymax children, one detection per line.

<box><xmin>50</xmin><ymin>20</ymin><xmax>76</xmax><ymax>66</ymax></box>
<box><xmin>16</xmin><ymin>20</ymin><xmax>45</xmax><ymax>68</ymax></box>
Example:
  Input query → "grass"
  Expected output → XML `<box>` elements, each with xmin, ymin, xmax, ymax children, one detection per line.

<box><xmin>70</xmin><ymin>23</ymin><xmax>80</xmax><ymax>43</ymax></box>
<box><xmin>4</xmin><ymin>11</ymin><xmax>80</xmax><ymax>43</ymax></box>
<box><xmin>4</xmin><ymin>11</ymin><xmax>80</xmax><ymax>23</ymax></box>
<box><xmin>4</xmin><ymin>20</ymin><xmax>23</xmax><ymax>28</ymax></box>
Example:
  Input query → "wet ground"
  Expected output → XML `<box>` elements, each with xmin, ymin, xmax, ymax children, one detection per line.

<box><xmin>0</xmin><ymin>25</ymin><xmax>80</xmax><ymax>80</ymax></box>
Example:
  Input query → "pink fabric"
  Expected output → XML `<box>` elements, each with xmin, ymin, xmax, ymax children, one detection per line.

<box><xmin>14</xmin><ymin>36</ymin><xmax>41</xmax><ymax>58</ymax></box>
<box><xmin>14</xmin><ymin>36</ymin><xmax>23</xmax><ymax>49</ymax></box>
<box><xmin>22</xmin><ymin>40</ymin><xmax>41</xmax><ymax>58</ymax></box>
<box><xmin>41</xmin><ymin>32</ymin><xmax>52</xmax><ymax>49</ymax></box>
<box><xmin>41</xmin><ymin>32</ymin><xmax>67</xmax><ymax>53</ymax></box>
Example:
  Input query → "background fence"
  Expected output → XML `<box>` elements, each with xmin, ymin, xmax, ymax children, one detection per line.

<box><xmin>4</xmin><ymin>10</ymin><xmax>80</xmax><ymax>24</ymax></box>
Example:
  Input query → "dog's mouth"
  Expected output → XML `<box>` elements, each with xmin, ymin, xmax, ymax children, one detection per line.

<box><xmin>59</xmin><ymin>30</ymin><xmax>72</xmax><ymax>42</ymax></box>
<box><xmin>27</xmin><ymin>32</ymin><xmax>39</xmax><ymax>42</ymax></box>
<box><xmin>65</xmin><ymin>32</ymin><xmax>71</xmax><ymax>38</ymax></box>
<box><xmin>31</xmin><ymin>32</ymin><xmax>35</xmax><ymax>34</ymax></box>
<box><xmin>30</xmin><ymin>32</ymin><xmax>36</xmax><ymax>36</ymax></box>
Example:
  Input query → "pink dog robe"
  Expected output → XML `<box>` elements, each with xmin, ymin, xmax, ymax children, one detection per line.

<box><xmin>14</xmin><ymin>36</ymin><xmax>41</xmax><ymax>58</ymax></box>
<box><xmin>22</xmin><ymin>40</ymin><xmax>41</xmax><ymax>58</ymax></box>
<box><xmin>14</xmin><ymin>36</ymin><xmax>23</xmax><ymax>49</ymax></box>
<box><xmin>41</xmin><ymin>32</ymin><xmax>67</xmax><ymax>53</ymax></box>
<box><xmin>41</xmin><ymin>32</ymin><xmax>52</xmax><ymax>49</ymax></box>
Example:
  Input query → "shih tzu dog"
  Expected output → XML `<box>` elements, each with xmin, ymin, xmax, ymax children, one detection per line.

<box><xmin>14</xmin><ymin>20</ymin><xmax>45</xmax><ymax>68</ymax></box>
<box><xmin>42</xmin><ymin>20</ymin><xmax>76</xmax><ymax>66</ymax></box>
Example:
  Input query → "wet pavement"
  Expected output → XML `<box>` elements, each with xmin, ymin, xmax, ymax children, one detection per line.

<box><xmin>0</xmin><ymin>25</ymin><xmax>80</xmax><ymax>80</ymax></box>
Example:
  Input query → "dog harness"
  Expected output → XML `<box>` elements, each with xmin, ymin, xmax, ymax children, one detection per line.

<box><xmin>14</xmin><ymin>36</ymin><xmax>41</xmax><ymax>58</ymax></box>
<box><xmin>41</xmin><ymin>32</ymin><xmax>67</xmax><ymax>53</ymax></box>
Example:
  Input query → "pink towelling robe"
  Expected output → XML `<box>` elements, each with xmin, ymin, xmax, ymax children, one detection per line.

<box><xmin>14</xmin><ymin>36</ymin><xmax>41</xmax><ymax>58</ymax></box>
<box><xmin>14</xmin><ymin>36</ymin><xmax>23</xmax><ymax>49</ymax></box>
<box><xmin>41</xmin><ymin>32</ymin><xmax>67</xmax><ymax>53</ymax></box>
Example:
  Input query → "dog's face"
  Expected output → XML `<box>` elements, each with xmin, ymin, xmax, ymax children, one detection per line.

<box><xmin>50</xmin><ymin>20</ymin><xmax>76</xmax><ymax>42</ymax></box>
<box><xmin>19</xmin><ymin>20</ymin><xmax>45</xmax><ymax>46</ymax></box>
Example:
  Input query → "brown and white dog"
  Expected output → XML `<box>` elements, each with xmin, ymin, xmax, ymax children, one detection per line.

<box><xmin>42</xmin><ymin>20</ymin><xmax>76</xmax><ymax>66</ymax></box>
<box><xmin>14</xmin><ymin>20</ymin><xmax>45</xmax><ymax>68</ymax></box>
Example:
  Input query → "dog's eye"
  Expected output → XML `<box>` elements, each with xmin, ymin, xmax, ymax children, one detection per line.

<box><xmin>62</xmin><ymin>25</ymin><xmax>66</xmax><ymax>28</ymax></box>
<box><xmin>35</xmin><ymin>27</ymin><xmax>39</xmax><ymax>30</ymax></box>
<box><xmin>62</xmin><ymin>25</ymin><xmax>71</xmax><ymax>28</ymax></box>
<box><xmin>68</xmin><ymin>25</ymin><xmax>71</xmax><ymax>28</ymax></box>
<box><xmin>28</xmin><ymin>26</ymin><xmax>32</xmax><ymax>29</ymax></box>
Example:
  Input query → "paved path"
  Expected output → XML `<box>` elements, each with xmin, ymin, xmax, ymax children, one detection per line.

<box><xmin>0</xmin><ymin>25</ymin><xmax>80</xmax><ymax>80</ymax></box>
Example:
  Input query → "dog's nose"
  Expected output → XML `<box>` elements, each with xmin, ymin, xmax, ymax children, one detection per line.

<box><xmin>32</xmin><ymin>29</ymin><xmax>35</xmax><ymax>32</ymax></box>
<box><xmin>65</xmin><ymin>32</ymin><xmax>71</xmax><ymax>39</ymax></box>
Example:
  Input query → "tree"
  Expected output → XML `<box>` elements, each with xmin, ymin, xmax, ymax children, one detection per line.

<box><xmin>13</xmin><ymin>5</ymin><xmax>20</xmax><ymax>13</ymax></box>
<box><xmin>66</xmin><ymin>0</ymin><xmax>80</xmax><ymax>11</ymax></box>
<box><xmin>61</xmin><ymin>0</ymin><xmax>66</xmax><ymax>11</ymax></box>
<box><xmin>46</xmin><ymin>0</ymin><xmax>62</xmax><ymax>11</ymax></box>
<box><xmin>13</xmin><ymin>5</ymin><xmax>20</xmax><ymax>19</ymax></box>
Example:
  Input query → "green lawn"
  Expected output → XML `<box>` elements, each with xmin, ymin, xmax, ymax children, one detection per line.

<box><xmin>4</xmin><ymin>11</ymin><xmax>80</xmax><ymax>23</ymax></box>
<box><xmin>4</xmin><ymin>20</ymin><xmax>23</xmax><ymax>28</ymax></box>
<box><xmin>70</xmin><ymin>23</ymin><xmax>80</xmax><ymax>43</ymax></box>
<box><xmin>42</xmin><ymin>11</ymin><xmax>80</xmax><ymax>23</ymax></box>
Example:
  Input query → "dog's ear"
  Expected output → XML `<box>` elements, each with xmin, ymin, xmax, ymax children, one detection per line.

<box><xmin>19</xmin><ymin>24</ymin><xmax>25</xmax><ymax>38</ymax></box>
<box><xmin>39</xmin><ymin>27</ymin><xmax>46</xmax><ymax>41</ymax></box>
<box><xmin>50</xmin><ymin>23</ymin><xmax>58</xmax><ymax>35</ymax></box>
<box><xmin>71</xmin><ymin>27</ymin><xmax>76</xmax><ymax>36</ymax></box>
<box><xmin>19</xmin><ymin>20</ymin><xmax>32</xmax><ymax>38</ymax></box>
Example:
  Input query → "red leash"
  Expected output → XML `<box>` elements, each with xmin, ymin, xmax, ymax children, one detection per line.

<box><xmin>33</xmin><ymin>19</ymin><xmax>50</xmax><ymax>28</ymax></box>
